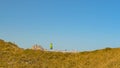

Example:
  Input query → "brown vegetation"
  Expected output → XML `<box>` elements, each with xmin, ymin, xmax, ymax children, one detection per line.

<box><xmin>0</xmin><ymin>39</ymin><xmax>120</xmax><ymax>68</ymax></box>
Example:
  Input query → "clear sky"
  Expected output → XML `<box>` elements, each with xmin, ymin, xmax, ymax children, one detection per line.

<box><xmin>1</xmin><ymin>0</ymin><xmax>120</xmax><ymax>51</ymax></box>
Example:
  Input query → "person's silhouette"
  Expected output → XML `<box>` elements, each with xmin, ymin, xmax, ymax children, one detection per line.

<box><xmin>50</xmin><ymin>43</ymin><xmax>53</xmax><ymax>50</ymax></box>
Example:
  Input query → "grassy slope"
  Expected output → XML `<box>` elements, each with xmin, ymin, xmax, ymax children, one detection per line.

<box><xmin>0</xmin><ymin>39</ymin><xmax>120</xmax><ymax>68</ymax></box>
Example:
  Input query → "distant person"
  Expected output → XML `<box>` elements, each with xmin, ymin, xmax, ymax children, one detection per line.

<box><xmin>50</xmin><ymin>43</ymin><xmax>53</xmax><ymax>50</ymax></box>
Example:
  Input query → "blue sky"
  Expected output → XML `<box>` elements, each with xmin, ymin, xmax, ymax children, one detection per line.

<box><xmin>1</xmin><ymin>0</ymin><xmax>120</xmax><ymax>51</ymax></box>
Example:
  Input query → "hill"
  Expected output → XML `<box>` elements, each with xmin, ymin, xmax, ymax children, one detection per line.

<box><xmin>0</xmin><ymin>39</ymin><xmax>120</xmax><ymax>68</ymax></box>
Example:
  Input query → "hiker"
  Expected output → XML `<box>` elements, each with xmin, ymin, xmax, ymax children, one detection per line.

<box><xmin>50</xmin><ymin>43</ymin><xmax>53</xmax><ymax>50</ymax></box>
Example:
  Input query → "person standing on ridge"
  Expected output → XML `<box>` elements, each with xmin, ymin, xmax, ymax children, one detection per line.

<box><xmin>50</xmin><ymin>43</ymin><xmax>53</xmax><ymax>50</ymax></box>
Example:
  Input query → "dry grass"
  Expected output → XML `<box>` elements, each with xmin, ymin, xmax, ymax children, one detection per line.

<box><xmin>0</xmin><ymin>39</ymin><xmax>120</xmax><ymax>68</ymax></box>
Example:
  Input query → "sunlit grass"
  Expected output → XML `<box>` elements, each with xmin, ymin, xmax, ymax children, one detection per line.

<box><xmin>0</xmin><ymin>39</ymin><xmax>120</xmax><ymax>68</ymax></box>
